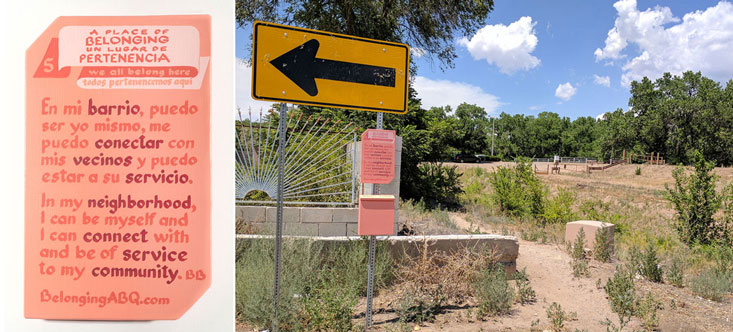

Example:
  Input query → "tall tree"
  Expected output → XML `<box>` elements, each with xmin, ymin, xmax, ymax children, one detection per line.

<box><xmin>237</xmin><ymin>0</ymin><xmax>494</xmax><ymax>69</ymax></box>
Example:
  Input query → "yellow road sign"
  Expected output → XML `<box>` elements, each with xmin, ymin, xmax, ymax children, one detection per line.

<box><xmin>252</xmin><ymin>21</ymin><xmax>410</xmax><ymax>114</ymax></box>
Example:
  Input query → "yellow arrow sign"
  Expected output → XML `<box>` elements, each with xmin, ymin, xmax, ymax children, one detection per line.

<box><xmin>251</xmin><ymin>21</ymin><xmax>410</xmax><ymax>114</ymax></box>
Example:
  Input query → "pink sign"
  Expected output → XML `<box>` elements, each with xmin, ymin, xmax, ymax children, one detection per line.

<box><xmin>360</xmin><ymin>129</ymin><xmax>396</xmax><ymax>184</ymax></box>
<box><xmin>25</xmin><ymin>16</ymin><xmax>211</xmax><ymax>320</ymax></box>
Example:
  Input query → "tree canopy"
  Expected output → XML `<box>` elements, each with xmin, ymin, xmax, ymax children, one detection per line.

<box><xmin>236</xmin><ymin>0</ymin><xmax>494</xmax><ymax>69</ymax></box>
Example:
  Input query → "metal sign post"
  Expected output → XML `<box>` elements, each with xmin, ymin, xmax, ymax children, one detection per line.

<box><xmin>365</xmin><ymin>112</ymin><xmax>384</xmax><ymax>328</ymax></box>
<box><xmin>272</xmin><ymin>103</ymin><xmax>287</xmax><ymax>332</ymax></box>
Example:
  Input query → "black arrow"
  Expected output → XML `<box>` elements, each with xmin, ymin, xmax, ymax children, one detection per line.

<box><xmin>270</xmin><ymin>39</ymin><xmax>396</xmax><ymax>96</ymax></box>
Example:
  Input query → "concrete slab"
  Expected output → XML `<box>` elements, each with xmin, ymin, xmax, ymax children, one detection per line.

<box><xmin>565</xmin><ymin>220</ymin><xmax>614</xmax><ymax>252</ymax></box>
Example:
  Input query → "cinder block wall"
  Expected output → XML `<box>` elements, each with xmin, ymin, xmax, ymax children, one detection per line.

<box><xmin>236</xmin><ymin>206</ymin><xmax>359</xmax><ymax>237</ymax></box>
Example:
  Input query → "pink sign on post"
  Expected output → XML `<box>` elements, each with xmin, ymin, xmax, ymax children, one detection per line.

<box><xmin>358</xmin><ymin>195</ymin><xmax>396</xmax><ymax>236</ymax></box>
<box><xmin>360</xmin><ymin>129</ymin><xmax>396</xmax><ymax>184</ymax></box>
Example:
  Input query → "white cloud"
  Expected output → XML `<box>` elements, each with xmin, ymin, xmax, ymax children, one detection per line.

<box><xmin>555</xmin><ymin>82</ymin><xmax>577</xmax><ymax>101</ymax></box>
<box><xmin>595</xmin><ymin>0</ymin><xmax>733</xmax><ymax>86</ymax></box>
<box><xmin>593</xmin><ymin>74</ymin><xmax>611</xmax><ymax>87</ymax></box>
<box><xmin>236</xmin><ymin>59</ymin><xmax>276</xmax><ymax>118</ymax></box>
<box><xmin>458</xmin><ymin>16</ymin><xmax>540</xmax><ymax>74</ymax></box>
<box><xmin>414</xmin><ymin>76</ymin><xmax>501</xmax><ymax>114</ymax></box>
<box><xmin>595</xmin><ymin>112</ymin><xmax>607</xmax><ymax>120</ymax></box>
<box><xmin>528</xmin><ymin>105</ymin><xmax>541</xmax><ymax>111</ymax></box>
<box><xmin>410</xmin><ymin>47</ymin><xmax>426</xmax><ymax>58</ymax></box>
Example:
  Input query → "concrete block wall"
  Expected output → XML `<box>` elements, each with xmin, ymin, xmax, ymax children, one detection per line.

<box><xmin>237</xmin><ymin>205</ymin><xmax>360</xmax><ymax>237</ymax></box>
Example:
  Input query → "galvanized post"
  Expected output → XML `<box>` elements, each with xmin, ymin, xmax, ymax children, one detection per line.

<box><xmin>365</xmin><ymin>112</ymin><xmax>384</xmax><ymax>328</ymax></box>
<box><xmin>272</xmin><ymin>103</ymin><xmax>287</xmax><ymax>332</ymax></box>
<box><xmin>351</xmin><ymin>132</ymin><xmax>357</xmax><ymax>206</ymax></box>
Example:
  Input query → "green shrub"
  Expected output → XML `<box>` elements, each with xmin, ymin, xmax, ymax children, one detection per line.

<box><xmin>593</xmin><ymin>228</ymin><xmax>612</xmax><ymax>263</ymax></box>
<box><xmin>665</xmin><ymin>151</ymin><xmax>724</xmax><ymax>245</ymax></box>
<box><xmin>543</xmin><ymin>188</ymin><xmax>577</xmax><ymax>224</ymax></box>
<box><xmin>640</xmin><ymin>242</ymin><xmax>663</xmax><ymax>283</ymax></box>
<box><xmin>235</xmin><ymin>239</ymin><xmax>321</xmax><ymax>330</ymax></box>
<box><xmin>514</xmin><ymin>268</ymin><xmax>536</xmax><ymax>304</ymax></box>
<box><xmin>489</xmin><ymin>157</ymin><xmax>546</xmax><ymax>218</ymax></box>
<box><xmin>604</xmin><ymin>267</ymin><xmax>637</xmax><ymax>329</ymax></box>
<box><xmin>635</xmin><ymin>166</ymin><xmax>642</xmax><ymax>176</ymax></box>
<box><xmin>411</xmin><ymin>162</ymin><xmax>464</xmax><ymax>210</ymax></box>
<box><xmin>474</xmin><ymin>264</ymin><xmax>514</xmax><ymax>317</ymax></box>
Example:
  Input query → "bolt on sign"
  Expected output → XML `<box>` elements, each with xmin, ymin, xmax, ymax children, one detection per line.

<box><xmin>251</xmin><ymin>21</ymin><xmax>410</xmax><ymax>114</ymax></box>
<box><xmin>25</xmin><ymin>16</ymin><xmax>211</xmax><ymax>320</ymax></box>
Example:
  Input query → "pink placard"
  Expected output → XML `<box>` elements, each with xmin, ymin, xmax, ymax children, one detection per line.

<box><xmin>25</xmin><ymin>16</ymin><xmax>211</xmax><ymax>320</ymax></box>
<box><xmin>358</xmin><ymin>195</ymin><xmax>396</xmax><ymax>236</ymax></box>
<box><xmin>360</xmin><ymin>129</ymin><xmax>396</xmax><ymax>184</ymax></box>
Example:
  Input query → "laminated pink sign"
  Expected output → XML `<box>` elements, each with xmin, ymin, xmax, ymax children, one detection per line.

<box><xmin>25</xmin><ymin>16</ymin><xmax>211</xmax><ymax>320</ymax></box>
<box><xmin>360</xmin><ymin>129</ymin><xmax>396</xmax><ymax>184</ymax></box>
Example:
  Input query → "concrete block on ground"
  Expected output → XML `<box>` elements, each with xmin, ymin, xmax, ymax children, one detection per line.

<box><xmin>319</xmin><ymin>223</ymin><xmax>348</xmax><ymax>236</ymax></box>
<box><xmin>332</xmin><ymin>208</ymin><xmax>358</xmax><ymax>223</ymax></box>
<box><xmin>284</xmin><ymin>223</ymin><xmax>319</xmax><ymax>236</ymax></box>
<box><xmin>240</xmin><ymin>206</ymin><xmax>266</xmax><ymax>222</ymax></box>
<box><xmin>301</xmin><ymin>207</ymin><xmax>333</xmax><ymax>223</ymax></box>
<box><xmin>565</xmin><ymin>220</ymin><xmax>614</xmax><ymax>252</ymax></box>
<box><xmin>266</xmin><ymin>206</ymin><xmax>301</xmax><ymax>223</ymax></box>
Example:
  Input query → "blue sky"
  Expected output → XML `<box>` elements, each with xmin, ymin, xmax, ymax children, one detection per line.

<box><xmin>236</xmin><ymin>0</ymin><xmax>733</xmax><ymax>119</ymax></box>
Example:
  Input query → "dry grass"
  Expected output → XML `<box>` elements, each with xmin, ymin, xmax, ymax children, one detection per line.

<box><xmin>392</xmin><ymin>237</ymin><xmax>501</xmax><ymax>306</ymax></box>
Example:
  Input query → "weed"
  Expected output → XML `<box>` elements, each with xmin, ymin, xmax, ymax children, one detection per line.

<box><xmin>570</xmin><ymin>228</ymin><xmax>590</xmax><ymax>277</ymax></box>
<box><xmin>666</xmin><ymin>257</ymin><xmax>685</xmax><ymax>287</ymax></box>
<box><xmin>624</xmin><ymin>246</ymin><xmax>643</xmax><ymax>277</ymax></box>
<box><xmin>604</xmin><ymin>267</ymin><xmax>636</xmax><ymax>329</ymax></box>
<box><xmin>530</xmin><ymin>319</ymin><xmax>541</xmax><ymax>332</ymax></box>
<box><xmin>635</xmin><ymin>166</ymin><xmax>642</xmax><ymax>176</ymax></box>
<box><xmin>300</xmin><ymin>278</ymin><xmax>357</xmax><ymax>331</ymax></box>
<box><xmin>690</xmin><ymin>268</ymin><xmax>732</xmax><ymax>302</ymax></box>
<box><xmin>636</xmin><ymin>292</ymin><xmax>663</xmax><ymax>331</ymax></box>
<box><xmin>396</xmin><ymin>284</ymin><xmax>444</xmax><ymax>324</ymax></box>
<box><xmin>514</xmin><ymin>268</ymin><xmax>536</xmax><ymax>304</ymax></box>
<box><xmin>641</xmin><ymin>242</ymin><xmax>663</xmax><ymax>283</ymax></box>
<box><xmin>474</xmin><ymin>264</ymin><xmax>515</xmax><ymax>317</ymax></box>
<box><xmin>546</xmin><ymin>302</ymin><xmax>573</xmax><ymax>332</ymax></box>
<box><xmin>594</xmin><ymin>227</ymin><xmax>613</xmax><ymax>263</ymax></box>
<box><xmin>571</xmin><ymin>228</ymin><xmax>587</xmax><ymax>261</ymax></box>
